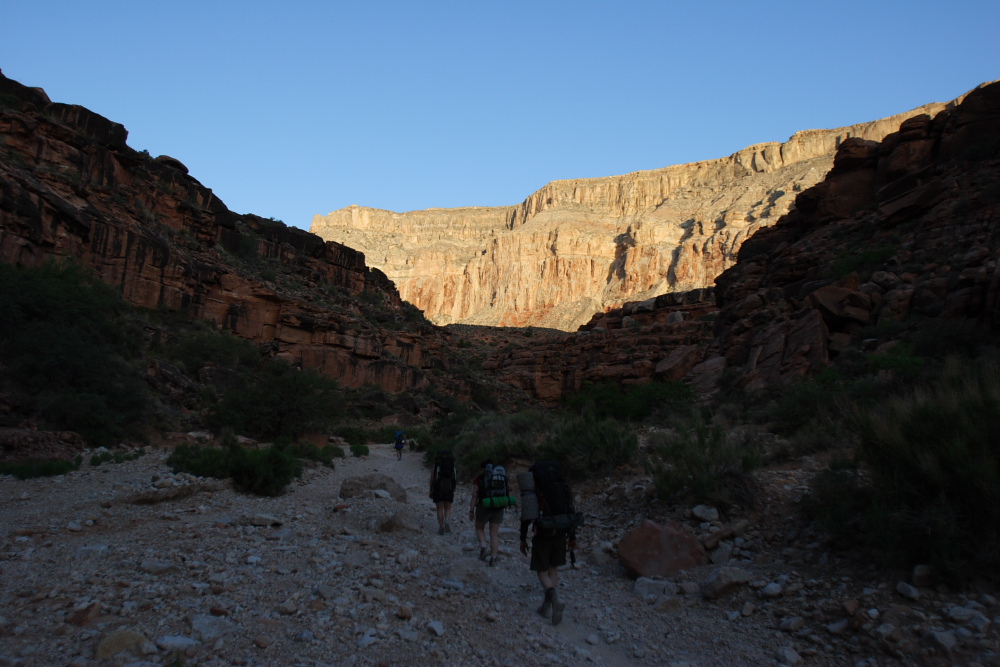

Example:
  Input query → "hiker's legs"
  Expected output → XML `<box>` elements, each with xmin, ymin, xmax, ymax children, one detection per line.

<box><xmin>443</xmin><ymin>501</ymin><xmax>452</xmax><ymax>531</ymax></box>
<box><xmin>475</xmin><ymin>521</ymin><xmax>488</xmax><ymax>549</ymax></box>
<box><xmin>488</xmin><ymin>522</ymin><xmax>500</xmax><ymax>558</ymax></box>
<box><xmin>436</xmin><ymin>502</ymin><xmax>446</xmax><ymax>527</ymax></box>
<box><xmin>537</xmin><ymin>567</ymin><xmax>558</xmax><ymax>591</ymax></box>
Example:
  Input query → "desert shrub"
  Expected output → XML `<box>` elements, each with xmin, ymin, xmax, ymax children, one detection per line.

<box><xmin>0</xmin><ymin>458</ymin><xmax>81</xmax><ymax>479</ymax></box>
<box><xmin>852</xmin><ymin>356</ymin><xmax>1000</xmax><ymax>581</ymax></box>
<box><xmin>167</xmin><ymin>442</ymin><xmax>303</xmax><ymax>496</ymax></box>
<box><xmin>825</xmin><ymin>242</ymin><xmax>896</xmax><ymax>281</ymax></box>
<box><xmin>90</xmin><ymin>449</ymin><xmax>145</xmax><ymax>466</ymax></box>
<box><xmin>538</xmin><ymin>414</ymin><xmax>638</xmax><ymax>479</ymax></box>
<box><xmin>282</xmin><ymin>442</ymin><xmax>338</xmax><ymax>468</ymax></box>
<box><xmin>167</xmin><ymin>443</ymin><xmax>233</xmax><ymax>479</ymax></box>
<box><xmin>208</xmin><ymin>361</ymin><xmax>342</xmax><ymax>441</ymax></box>
<box><xmin>161</xmin><ymin>328</ymin><xmax>260</xmax><ymax>377</ymax></box>
<box><xmin>802</xmin><ymin>464</ymin><xmax>871</xmax><ymax>538</ymax></box>
<box><xmin>868</xmin><ymin>342</ymin><xmax>924</xmax><ymax>382</ymax></box>
<box><xmin>0</xmin><ymin>262</ymin><xmax>150</xmax><ymax>445</ymax></box>
<box><xmin>329</xmin><ymin>425</ymin><xmax>367</xmax><ymax>446</ymax></box>
<box><xmin>432</xmin><ymin>410</ymin><xmax>550</xmax><ymax>476</ymax></box>
<box><xmin>564</xmin><ymin>380</ymin><xmax>694</xmax><ymax>423</ymax></box>
<box><xmin>648</xmin><ymin>414</ymin><xmax>762</xmax><ymax>505</ymax></box>
<box><xmin>229</xmin><ymin>446</ymin><xmax>302</xmax><ymax>496</ymax></box>
<box><xmin>350</xmin><ymin>443</ymin><xmax>370</xmax><ymax>457</ymax></box>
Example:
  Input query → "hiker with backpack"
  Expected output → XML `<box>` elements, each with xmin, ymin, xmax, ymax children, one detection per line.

<box><xmin>393</xmin><ymin>431</ymin><xmax>405</xmax><ymax>460</ymax></box>
<box><xmin>469</xmin><ymin>459</ymin><xmax>512</xmax><ymax>566</ymax></box>
<box><xmin>518</xmin><ymin>461</ymin><xmax>583</xmax><ymax>626</ymax></box>
<box><xmin>430</xmin><ymin>450</ymin><xmax>457</xmax><ymax>535</ymax></box>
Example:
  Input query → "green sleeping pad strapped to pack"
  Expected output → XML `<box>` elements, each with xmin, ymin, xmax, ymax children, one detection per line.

<box><xmin>479</xmin><ymin>495</ymin><xmax>517</xmax><ymax>509</ymax></box>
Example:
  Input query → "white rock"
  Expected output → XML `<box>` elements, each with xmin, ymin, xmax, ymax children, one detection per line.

<box><xmin>692</xmin><ymin>505</ymin><xmax>719</xmax><ymax>522</ymax></box>
<box><xmin>155</xmin><ymin>635</ymin><xmax>198</xmax><ymax>651</ymax></box>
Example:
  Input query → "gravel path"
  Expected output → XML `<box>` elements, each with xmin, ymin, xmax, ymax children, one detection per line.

<box><xmin>1</xmin><ymin>442</ymin><xmax>997</xmax><ymax>667</ymax></box>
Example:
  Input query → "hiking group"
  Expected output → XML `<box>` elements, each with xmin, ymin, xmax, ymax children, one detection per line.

<box><xmin>430</xmin><ymin>451</ymin><xmax>582</xmax><ymax>626</ymax></box>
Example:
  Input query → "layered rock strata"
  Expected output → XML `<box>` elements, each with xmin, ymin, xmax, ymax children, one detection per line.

<box><xmin>313</xmin><ymin>96</ymin><xmax>964</xmax><ymax>331</ymax></box>
<box><xmin>481</xmin><ymin>289</ymin><xmax>718</xmax><ymax>405</ymax></box>
<box><xmin>0</xmin><ymin>73</ymin><xmax>451</xmax><ymax>394</ymax></box>
<box><xmin>479</xmin><ymin>81</ymin><xmax>1000</xmax><ymax>402</ymax></box>
<box><xmin>713</xmin><ymin>81</ymin><xmax>1000</xmax><ymax>391</ymax></box>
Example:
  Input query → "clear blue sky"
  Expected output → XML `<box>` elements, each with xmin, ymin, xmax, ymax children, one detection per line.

<box><xmin>3</xmin><ymin>1</ymin><xmax>997</xmax><ymax>230</ymax></box>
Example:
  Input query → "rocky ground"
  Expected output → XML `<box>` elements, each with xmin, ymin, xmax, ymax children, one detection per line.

<box><xmin>1</xmin><ymin>441</ymin><xmax>998</xmax><ymax>667</ymax></box>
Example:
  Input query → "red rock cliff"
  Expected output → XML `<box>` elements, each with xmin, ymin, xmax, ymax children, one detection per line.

<box><xmin>0</xmin><ymin>73</ymin><xmax>453</xmax><ymax>394</ymax></box>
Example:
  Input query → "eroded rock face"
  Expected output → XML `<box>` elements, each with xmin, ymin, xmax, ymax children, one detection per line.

<box><xmin>714</xmin><ymin>80</ymin><xmax>1000</xmax><ymax>390</ymax></box>
<box><xmin>312</xmin><ymin>96</ymin><xmax>964</xmax><ymax>331</ymax></box>
<box><xmin>0</xmin><ymin>72</ymin><xmax>450</xmax><ymax>394</ymax></box>
<box><xmin>482</xmin><ymin>289</ymin><xmax>718</xmax><ymax>405</ymax></box>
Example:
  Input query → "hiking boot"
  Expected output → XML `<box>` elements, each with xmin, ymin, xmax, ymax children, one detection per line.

<box><xmin>479</xmin><ymin>546</ymin><xmax>489</xmax><ymax>561</ymax></box>
<box><xmin>551</xmin><ymin>600</ymin><xmax>566</xmax><ymax>625</ymax></box>
<box><xmin>488</xmin><ymin>555</ymin><xmax>497</xmax><ymax>567</ymax></box>
<box><xmin>437</xmin><ymin>525</ymin><xmax>445</xmax><ymax>535</ymax></box>
<box><xmin>537</xmin><ymin>600</ymin><xmax>552</xmax><ymax>618</ymax></box>
<box><xmin>444</xmin><ymin>523</ymin><xmax>451</xmax><ymax>534</ymax></box>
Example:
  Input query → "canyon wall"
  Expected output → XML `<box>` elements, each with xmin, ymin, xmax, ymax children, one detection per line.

<box><xmin>0</xmin><ymin>73</ymin><xmax>457</xmax><ymax>395</ymax></box>
<box><xmin>479</xmin><ymin>80</ymin><xmax>1000</xmax><ymax>404</ymax></box>
<box><xmin>312</xmin><ymin>97</ymin><xmax>962</xmax><ymax>331</ymax></box>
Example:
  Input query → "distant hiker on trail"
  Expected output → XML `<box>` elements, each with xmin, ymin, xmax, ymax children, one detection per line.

<box><xmin>394</xmin><ymin>431</ymin><xmax>405</xmax><ymax>460</ymax></box>
<box><xmin>430</xmin><ymin>450</ymin><xmax>457</xmax><ymax>535</ymax></box>
<box><xmin>469</xmin><ymin>459</ymin><xmax>511</xmax><ymax>566</ymax></box>
<box><xmin>518</xmin><ymin>461</ymin><xmax>583</xmax><ymax>625</ymax></box>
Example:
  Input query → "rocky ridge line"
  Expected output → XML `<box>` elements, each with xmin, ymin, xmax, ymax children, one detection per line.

<box><xmin>311</xmin><ymin>92</ymin><xmax>970</xmax><ymax>331</ymax></box>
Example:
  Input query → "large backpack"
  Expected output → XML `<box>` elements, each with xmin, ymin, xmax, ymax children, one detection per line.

<box><xmin>481</xmin><ymin>464</ymin><xmax>509</xmax><ymax>498</ymax></box>
<box><xmin>434</xmin><ymin>452</ymin><xmax>456</xmax><ymax>495</ymax></box>
<box><xmin>531</xmin><ymin>461</ymin><xmax>584</xmax><ymax>532</ymax></box>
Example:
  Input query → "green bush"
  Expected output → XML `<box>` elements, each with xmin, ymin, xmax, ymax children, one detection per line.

<box><xmin>282</xmin><ymin>442</ymin><xmax>339</xmax><ymax>468</ymax></box>
<box><xmin>167</xmin><ymin>442</ymin><xmax>303</xmax><ymax>496</ymax></box>
<box><xmin>432</xmin><ymin>410</ymin><xmax>550</xmax><ymax>476</ymax></box>
<box><xmin>851</xmin><ymin>356</ymin><xmax>1000</xmax><ymax>582</ymax></box>
<box><xmin>208</xmin><ymin>361</ymin><xmax>343</xmax><ymax>441</ymax></box>
<box><xmin>564</xmin><ymin>380</ymin><xmax>694</xmax><ymax>423</ymax></box>
<box><xmin>539</xmin><ymin>415</ymin><xmax>638</xmax><ymax>479</ymax></box>
<box><xmin>161</xmin><ymin>328</ymin><xmax>260</xmax><ymax>377</ymax></box>
<box><xmin>0</xmin><ymin>262</ymin><xmax>150</xmax><ymax>445</ymax></box>
<box><xmin>0</xmin><ymin>458</ymin><xmax>81</xmax><ymax>479</ymax></box>
<box><xmin>167</xmin><ymin>443</ymin><xmax>233</xmax><ymax>479</ymax></box>
<box><xmin>229</xmin><ymin>446</ymin><xmax>302</xmax><ymax>496</ymax></box>
<box><xmin>648</xmin><ymin>415</ymin><xmax>762</xmax><ymax>505</ymax></box>
<box><xmin>802</xmin><ymin>465</ymin><xmax>871</xmax><ymax>538</ymax></box>
<box><xmin>90</xmin><ymin>449</ymin><xmax>145</xmax><ymax>466</ymax></box>
<box><xmin>350</xmin><ymin>443</ymin><xmax>370</xmax><ymax>457</ymax></box>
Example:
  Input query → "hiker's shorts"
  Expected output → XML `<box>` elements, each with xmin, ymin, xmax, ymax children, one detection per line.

<box><xmin>529</xmin><ymin>533</ymin><xmax>566</xmax><ymax>571</ymax></box>
<box><xmin>475</xmin><ymin>506</ymin><xmax>504</xmax><ymax>525</ymax></box>
<box><xmin>431</xmin><ymin>482</ymin><xmax>454</xmax><ymax>503</ymax></box>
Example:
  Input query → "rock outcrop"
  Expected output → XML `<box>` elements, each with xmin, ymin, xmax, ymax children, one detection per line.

<box><xmin>312</xmin><ymin>95</ymin><xmax>966</xmax><ymax>331</ymax></box>
<box><xmin>0</xmin><ymin>72</ymin><xmax>456</xmax><ymax>395</ymax></box>
<box><xmin>477</xmin><ymin>81</ymin><xmax>1000</xmax><ymax>403</ymax></box>
<box><xmin>713</xmin><ymin>80</ymin><xmax>1000</xmax><ymax>391</ymax></box>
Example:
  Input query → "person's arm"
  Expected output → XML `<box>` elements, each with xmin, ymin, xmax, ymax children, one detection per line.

<box><xmin>519</xmin><ymin>519</ymin><xmax>532</xmax><ymax>554</ymax></box>
<box><xmin>469</xmin><ymin>479</ymin><xmax>479</xmax><ymax>520</ymax></box>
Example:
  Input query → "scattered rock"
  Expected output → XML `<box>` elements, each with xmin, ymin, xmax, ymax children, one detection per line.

<box><xmin>701</xmin><ymin>567</ymin><xmax>751</xmax><ymax>600</ymax></box>
<box><xmin>96</xmin><ymin>629</ymin><xmax>151</xmax><ymax>659</ymax></box>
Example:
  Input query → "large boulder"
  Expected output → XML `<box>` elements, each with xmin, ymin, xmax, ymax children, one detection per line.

<box><xmin>617</xmin><ymin>520</ymin><xmax>707</xmax><ymax>578</ymax></box>
<box><xmin>338</xmin><ymin>473</ymin><xmax>407</xmax><ymax>502</ymax></box>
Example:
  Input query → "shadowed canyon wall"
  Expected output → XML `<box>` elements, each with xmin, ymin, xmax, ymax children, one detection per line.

<box><xmin>480</xmin><ymin>81</ymin><xmax>1000</xmax><ymax>404</ymax></box>
<box><xmin>312</xmin><ymin>97</ymin><xmax>964</xmax><ymax>331</ymax></box>
<box><xmin>0</xmin><ymin>73</ymin><xmax>457</xmax><ymax>395</ymax></box>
